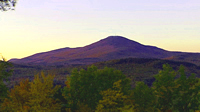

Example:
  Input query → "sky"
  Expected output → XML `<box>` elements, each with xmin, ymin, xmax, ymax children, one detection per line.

<box><xmin>0</xmin><ymin>0</ymin><xmax>200</xmax><ymax>60</ymax></box>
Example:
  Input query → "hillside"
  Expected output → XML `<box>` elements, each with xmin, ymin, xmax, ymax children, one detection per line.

<box><xmin>9</xmin><ymin>36</ymin><xmax>200</xmax><ymax>66</ymax></box>
<box><xmin>7</xmin><ymin>58</ymin><xmax>200</xmax><ymax>88</ymax></box>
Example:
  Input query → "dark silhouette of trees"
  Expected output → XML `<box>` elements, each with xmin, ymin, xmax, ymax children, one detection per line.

<box><xmin>0</xmin><ymin>0</ymin><xmax>17</xmax><ymax>11</ymax></box>
<box><xmin>0</xmin><ymin>57</ymin><xmax>12</xmax><ymax>108</ymax></box>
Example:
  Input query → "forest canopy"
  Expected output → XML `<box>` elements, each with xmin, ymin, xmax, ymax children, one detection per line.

<box><xmin>1</xmin><ymin>63</ymin><xmax>200</xmax><ymax>111</ymax></box>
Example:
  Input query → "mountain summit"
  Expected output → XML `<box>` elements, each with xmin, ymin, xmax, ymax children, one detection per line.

<box><xmin>9</xmin><ymin>36</ymin><xmax>200</xmax><ymax>65</ymax></box>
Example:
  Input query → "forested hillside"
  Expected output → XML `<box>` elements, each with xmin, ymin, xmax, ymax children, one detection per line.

<box><xmin>9</xmin><ymin>58</ymin><xmax>200</xmax><ymax>88</ymax></box>
<box><xmin>1</xmin><ymin>59</ymin><xmax>200</xmax><ymax>111</ymax></box>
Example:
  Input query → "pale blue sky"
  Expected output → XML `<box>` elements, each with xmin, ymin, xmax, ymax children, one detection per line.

<box><xmin>0</xmin><ymin>0</ymin><xmax>200</xmax><ymax>60</ymax></box>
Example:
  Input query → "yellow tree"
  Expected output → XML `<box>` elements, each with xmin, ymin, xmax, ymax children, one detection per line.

<box><xmin>1</xmin><ymin>73</ymin><xmax>61</xmax><ymax>112</ymax></box>
<box><xmin>1</xmin><ymin>79</ymin><xmax>31</xmax><ymax>112</ymax></box>
<box><xmin>96</xmin><ymin>80</ymin><xmax>128</xmax><ymax>112</ymax></box>
<box><xmin>28</xmin><ymin>72</ymin><xmax>61</xmax><ymax>111</ymax></box>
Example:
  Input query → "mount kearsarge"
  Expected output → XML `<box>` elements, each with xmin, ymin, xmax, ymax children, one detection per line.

<box><xmin>9</xmin><ymin>36</ymin><xmax>200</xmax><ymax>66</ymax></box>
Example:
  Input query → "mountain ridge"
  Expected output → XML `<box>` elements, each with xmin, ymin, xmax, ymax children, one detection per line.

<box><xmin>9</xmin><ymin>36</ymin><xmax>200</xmax><ymax>66</ymax></box>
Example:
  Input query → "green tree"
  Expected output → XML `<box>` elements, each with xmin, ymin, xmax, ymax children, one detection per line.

<box><xmin>0</xmin><ymin>58</ymin><xmax>12</xmax><ymax>106</ymax></box>
<box><xmin>63</xmin><ymin>65</ymin><xmax>131</xmax><ymax>111</ymax></box>
<box><xmin>152</xmin><ymin>64</ymin><xmax>200</xmax><ymax>112</ymax></box>
<box><xmin>172</xmin><ymin>65</ymin><xmax>200</xmax><ymax>111</ymax></box>
<box><xmin>131</xmin><ymin>81</ymin><xmax>156</xmax><ymax>112</ymax></box>
<box><xmin>152</xmin><ymin>64</ymin><xmax>177</xmax><ymax>111</ymax></box>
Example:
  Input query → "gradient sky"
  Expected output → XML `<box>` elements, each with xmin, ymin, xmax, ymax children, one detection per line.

<box><xmin>0</xmin><ymin>0</ymin><xmax>200</xmax><ymax>60</ymax></box>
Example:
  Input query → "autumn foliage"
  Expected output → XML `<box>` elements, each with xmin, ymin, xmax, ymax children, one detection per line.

<box><xmin>96</xmin><ymin>80</ymin><xmax>128</xmax><ymax>112</ymax></box>
<box><xmin>1</xmin><ymin>64</ymin><xmax>200</xmax><ymax>111</ymax></box>
<box><xmin>1</xmin><ymin>73</ymin><xmax>61</xmax><ymax>112</ymax></box>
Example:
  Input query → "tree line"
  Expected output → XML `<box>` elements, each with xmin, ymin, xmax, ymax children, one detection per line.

<box><xmin>1</xmin><ymin>60</ymin><xmax>200</xmax><ymax>112</ymax></box>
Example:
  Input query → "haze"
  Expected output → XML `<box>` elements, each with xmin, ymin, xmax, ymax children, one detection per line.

<box><xmin>0</xmin><ymin>0</ymin><xmax>200</xmax><ymax>60</ymax></box>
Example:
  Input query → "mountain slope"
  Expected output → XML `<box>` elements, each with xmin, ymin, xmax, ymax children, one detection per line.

<box><xmin>10</xmin><ymin>58</ymin><xmax>200</xmax><ymax>88</ymax></box>
<box><xmin>9</xmin><ymin>36</ymin><xmax>199</xmax><ymax>65</ymax></box>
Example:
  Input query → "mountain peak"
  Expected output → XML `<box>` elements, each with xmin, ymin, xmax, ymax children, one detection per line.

<box><xmin>106</xmin><ymin>35</ymin><xmax>127</xmax><ymax>39</ymax></box>
<box><xmin>100</xmin><ymin>36</ymin><xmax>142</xmax><ymax>47</ymax></box>
<box><xmin>104</xmin><ymin>36</ymin><xmax>130</xmax><ymax>41</ymax></box>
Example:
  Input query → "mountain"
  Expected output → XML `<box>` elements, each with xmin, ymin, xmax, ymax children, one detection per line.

<box><xmin>9</xmin><ymin>36</ymin><xmax>200</xmax><ymax>65</ymax></box>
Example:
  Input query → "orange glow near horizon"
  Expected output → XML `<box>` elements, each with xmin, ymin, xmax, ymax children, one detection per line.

<box><xmin>1</xmin><ymin>0</ymin><xmax>200</xmax><ymax>60</ymax></box>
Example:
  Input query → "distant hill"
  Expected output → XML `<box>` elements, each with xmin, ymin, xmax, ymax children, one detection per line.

<box><xmin>9</xmin><ymin>36</ymin><xmax>200</xmax><ymax>66</ymax></box>
<box><xmin>9</xmin><ymin>58</ymin><xmax>200</xmax><ymax>88</ymax></box>
<box><xmin>164</xmin><ymin>53</ymin><xmax>200</xmax><ymax>66</ymax></box>
<box><xmin>93</xmin><ymin>58</ymin><xmax>200</xmax><ymax>86</ymax></box>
